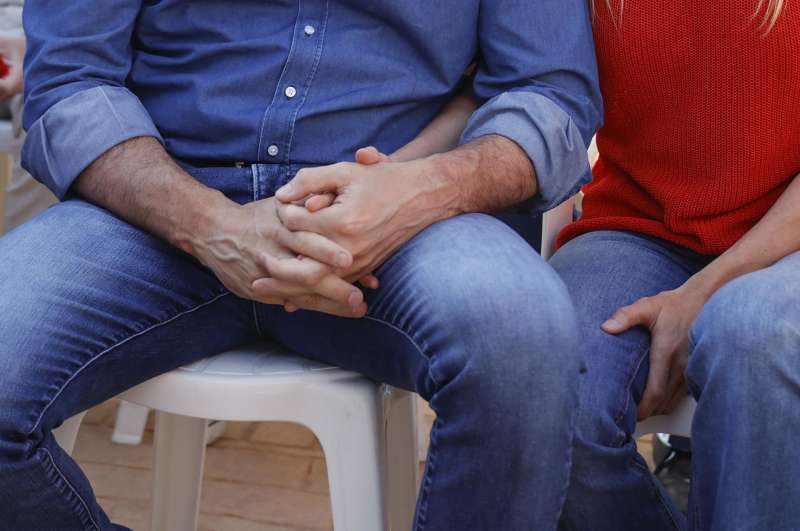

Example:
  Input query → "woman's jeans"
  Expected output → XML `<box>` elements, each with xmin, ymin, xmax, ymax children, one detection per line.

<box><xmin>0</xmin><ymin>165</ymin><xmax>581</xmax><ymax>531</ymax></box>
<box><xmin>551</xmin><ymin>230</ymin><xmax>800</xmax><ymax>531</ymax></box>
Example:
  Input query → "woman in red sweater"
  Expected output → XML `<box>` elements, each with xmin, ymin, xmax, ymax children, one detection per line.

<box><xmin>313</xmin><ymin>1</ymin><xmax>798</xmax><ymax>528</ymax></box>
<box><xmin>548</xmin><ymin>2</ymin><xmax>800</xmax><ymax>530</ymax></box>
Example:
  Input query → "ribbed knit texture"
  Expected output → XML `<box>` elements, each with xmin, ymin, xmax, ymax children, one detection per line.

<box><xmin>558</xmin><ymin>1</ymin><xmax>800</xmax><ymax>255</ymax></box>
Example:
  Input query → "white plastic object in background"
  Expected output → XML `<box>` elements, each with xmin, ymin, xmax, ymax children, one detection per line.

<box><xmin>111</xmin><ymin>401</ymin><xmax>150</xmax><ymax>445</ymax></box>
<box><xmin>634</xmin><ymin>396</ymin><xmax>696</xmax><ymax>439</ymax></box>
<box><xmin>541</xmin><ymin>197</ymin><xmax>576</xmax><ymax>261</ymax></box>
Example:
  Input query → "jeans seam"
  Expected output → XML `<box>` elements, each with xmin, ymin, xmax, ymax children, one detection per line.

<box><xmin>414</xmin><ymin>416</ymin><xmax>441</xmax><ymax>530</ymax></box>
<box><xmin>252</xmin><ymin>301</ymin><xmax>263</xmax><ymax>337</ymax></box>
<box><xmin>27</xmin><ymin>291</ymin><xmax>232</xmax><ymax>438</ymax></box>
<box><xmin>359</xmin><ymin>315</ymin><xmax>439</xmax><ymax>529</ymax></box>
<box><xmin>552</xmin><ymin>378</ymin><xmax>581</xmax><ymax>528</ymax></box>
<box><xmin>362</xmin><ymin>315</ymin><xmax>439</xmax><ymax>388</ymax></box>
<box><xmin>612</xmin><ymin>344</ymin><xmax>650</xmax><ymax>435</ymax></box>
<box><xmin>251</xmin><ymin>164</ymin><xmax>260</xmax><ymax>200</ymax></box>
<box><xmin>631</xmin><ymin>453</ymin><xmax>683</xmax><ymax>530</ymax></box>
<box><xmin>38</xmin><ymin>447</ymin><xmax>100</xmax><ymax>531</ymax></box>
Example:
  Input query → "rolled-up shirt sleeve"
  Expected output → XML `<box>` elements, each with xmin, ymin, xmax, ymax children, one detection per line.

<box><xmin>460</xmin><ymin>0</ymin><xmax>603</xmax><ymax>213</ymax></box>
<box><xmin>21</xmin><ymin>1</ymin><xmax>162</xmax><ymax>199</ymax></box>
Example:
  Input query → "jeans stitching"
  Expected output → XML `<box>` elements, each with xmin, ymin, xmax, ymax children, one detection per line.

<box><xmin>27</xmin><ymin>291</ymin><xmax>232</xmax><ymax>438</ymax></box>
<box><xmin>552</xmin><ymin>381</ymin><xmax>580</xmax><ymax>528</ymax></box>
<box><xmin>252</xmin><ymin>301</ymin><xmax>263</xmax><ymax>337</ymax></box>
<box><xmin>359</xmin><ymin>315</ymin><xmax>440</xmax><ymax>529</ymax></box>
<box><xmin>362</xmin><ymin>315</ymin><xmax>439</xmax><ymax>388</ymax></box>
<box><xmin>631</xmin><ymin>453</ymin><xmax>683</xmax><ymax>530</ymax></box>
<box><xmin>612</xmin><ymin>344</ymin><xmax>650</xmax><ymax>435</ymax></box>
<box><xmin>38</xmin><ymin>447</ymin><xmax>100</xmax><ymax>531</ymax></box>
<box><xmin>414</xmin><ymin>416</ymin><xmax>441</xmax><ymax>531</ymax></box>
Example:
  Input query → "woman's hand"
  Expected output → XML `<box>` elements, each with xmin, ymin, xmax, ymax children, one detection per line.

<box><xmin>602</xmin><ymin>284</ymin><xmax>708</xmax><ymax>420</ymax></box>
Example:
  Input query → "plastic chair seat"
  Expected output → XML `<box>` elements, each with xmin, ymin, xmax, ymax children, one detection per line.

<box><xmin>119</xmin><ymin>344</ymin><xmax>358</xmax><ymax>422</ymax></box>
<box><xmin>60</xmin><ymin>342</ymin><xmax>422</xmax><ymax>531</ymax></box>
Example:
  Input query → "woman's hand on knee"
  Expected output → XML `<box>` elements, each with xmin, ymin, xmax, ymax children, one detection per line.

<box><xmin>601</xmin><ymin>287</ymin><xmax>706</xmax><ymax>420</ymax></box>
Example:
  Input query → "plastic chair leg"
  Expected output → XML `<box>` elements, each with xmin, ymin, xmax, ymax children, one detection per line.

<box><xmin>53</xmin><ymin>411</ymin><xmax>88</xmax><ymax>456</ymax></box>
<box><xmin>112</xmin><ymin>400</ymin><xmax>150</xmax><ymax>445</ymax></box>
<box><xmin>308</xmin><ymin>379</ymin><xmax>385</xmax><ymax>531</ymax></box>
<box><xmin>151</xmin><ymin>411</ymin><xmax>209</xmax><ymax>531</ymax></box>
<box><xmin>383</xmin><ymin>386</ymin><xmax>419</xmax><ymax>531</ymax></box>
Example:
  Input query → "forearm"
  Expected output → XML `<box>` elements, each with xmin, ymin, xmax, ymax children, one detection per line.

<box><xmin>419</xmin><ymin>134</ymin><xmax>537</xmax><ymax>218</ymax></box>
<box><xmin>74</xmin><ymin>137</ymin><xmax>230</xmax><ymax>251</ymax></box>
<box><xmin>391</xmin><ymin>90</ymin><xmax>477</xmax><ymax>162</ymax></box>
<box><xmin>684</xmin><ymin>174</ymin><xmax>800</xmax><ymax>298</ymax></box>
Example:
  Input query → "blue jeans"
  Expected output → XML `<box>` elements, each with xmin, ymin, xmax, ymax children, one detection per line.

<box><xmin>551</xmin><ymin>230</ymin><xmax>800</xmax><ymax>531</ymax></box>
<box><xmin>0</xmin><ymin>165</ymin><xmax>580</xmax><ymax>531</ymax></box>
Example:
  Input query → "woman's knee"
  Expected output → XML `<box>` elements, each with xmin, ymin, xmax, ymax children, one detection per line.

<box><xmin>688</xmin><ymin>270</ymin><xmax>800</xmax><ymax>396</ymax></box>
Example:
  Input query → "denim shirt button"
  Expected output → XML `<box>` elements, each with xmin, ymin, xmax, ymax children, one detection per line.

<box><xmin>267</xmin><ymin>144</ymin><xmax>279</xmax><ymax>157</ymax></box>
<box><xmin>304</xmin><ymin>25</ymin><xmax>316</xmax><ymax>36</ymax></box>
<box><xmin>284</xmin><ymin>86</ymin><xmax>297</xmax><ymax>99</ymax></box>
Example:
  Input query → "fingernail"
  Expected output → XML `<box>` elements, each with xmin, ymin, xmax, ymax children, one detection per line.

<box><xmin>603</xmin><ymin>318</ymin><xmax>622</xmax><ymax>329</ymax></box>
<box><xmin>335</xmin><ymin>252</ymin><xmax>350</xmax><ymax>268</ymax></box>
<box><xmin>276</xmin><ymin>183</ymin><xmax>292</xmax><ymax>197</ymax></box>
<box><xmin>348</xmin><ymin>291</ymin><xmax>362</xmax><ymax>307</ymax></box>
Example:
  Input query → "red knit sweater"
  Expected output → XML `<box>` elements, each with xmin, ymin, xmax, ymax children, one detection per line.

<box><xmin>558</xmin><ymin>1</ymin><xmax>800</xmax><ymax>255</ymax></box>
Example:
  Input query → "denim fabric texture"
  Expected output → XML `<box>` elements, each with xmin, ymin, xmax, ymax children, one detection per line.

<box><xmin>551</xmin><ymin>230</ymin><xmax>800</xmax><ymax>531</ymax></box>
<box><xmin>20</xmin><ymin>0</ymin><xmax>601</xmax><ymax>210</ymax></box>
<box><xmin>0</xmin><ymin>166</ymin><xmax>583</xmax><ymax>530</ymax></box>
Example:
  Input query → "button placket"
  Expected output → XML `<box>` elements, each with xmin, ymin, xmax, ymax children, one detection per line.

<box><xmin>257</xmin><ymin>0</ymin><xmax>328</xmax><ymax>163</ymax></box>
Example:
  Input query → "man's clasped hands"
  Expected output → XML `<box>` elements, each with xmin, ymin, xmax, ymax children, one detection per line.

<box><xmin>193</xmin><ymin>147</ymin><xmax>448</xmax><ymax>318</ymax></box>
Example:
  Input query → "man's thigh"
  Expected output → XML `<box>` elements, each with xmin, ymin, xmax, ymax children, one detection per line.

<box><xmin>0</xmin><ymin>199</ymin><xmax>256</xmax><ymax>438</ymax></box>
<box><xmin>549</xmin><ymin>230</ymin><xmax>703</xmax><ymax>441</ymax></box>
<box><xmin>261</xmin><ymin>213</ymin><xmax>579</xmax><ymax>400</ymax></box>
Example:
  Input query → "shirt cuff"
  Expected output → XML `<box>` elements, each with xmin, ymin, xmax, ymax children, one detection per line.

<box><xmin>459</xmin><ymin>90</ymin><xmax>590</xmax><ymax>214</ymax></box>
<box><xmin>22</xmin><ymin>86</ymin><xmax>163</xmax><ymax>199</ymax></box>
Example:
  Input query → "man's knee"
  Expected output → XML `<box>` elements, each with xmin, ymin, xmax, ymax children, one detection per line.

<box><xmin>688</xmin><ymin>272</ymin><xmax>800</xmax><ymax>397</ymax></box>
<box><xmin>401</xmin><ymin>214</ymin><xmax>581</xmax><ymax>410</ymax></box>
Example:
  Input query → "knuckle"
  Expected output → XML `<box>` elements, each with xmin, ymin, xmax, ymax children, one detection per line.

<box><xmin>338</xmin><ymin>216</ymin><xmax>363</xmax><ymax>236</ymax></box>
<box><xmin>283</xmin><ymin>209</ymin><xmax>301</xmax><ymax>230</ymax></box>
<box><xmin>297</xmin><ymin>269</ymin><xmax>319</xmax><ymax>286</ymax></box>
<box><xmin>257</xmin><ymin>253</ymin><xmax>274</xmax><ymax>274</ymax></box>
<box><xmin>293</xmin><ymin>168</ymin><xmax>310</xmax><ymax>183</ymax></box>
<box><xmin>274</xmin><ymin>226</ymin><xmax>291</xmax><ymax>245</ymax></box>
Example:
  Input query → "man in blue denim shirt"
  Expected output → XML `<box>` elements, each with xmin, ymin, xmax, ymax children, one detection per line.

<box><xmin>0</xmin><ymin>1</ymin><xmax>601</xmax><ymax>529</ymax></box>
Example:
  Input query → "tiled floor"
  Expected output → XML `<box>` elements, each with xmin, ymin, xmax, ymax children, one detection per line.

<box><xmin>75</xmin><ymin>399</ymin><xmax>655</xmax><ymax>531</ymax></box>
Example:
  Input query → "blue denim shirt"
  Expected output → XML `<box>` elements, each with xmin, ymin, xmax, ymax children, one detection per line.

<box><xmin>21</xmin><ymin>0</ymin><xmax>601</xmax><ymax>212</ymax></box>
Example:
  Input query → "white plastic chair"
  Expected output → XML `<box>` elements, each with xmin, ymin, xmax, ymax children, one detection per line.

<box><xmin>55</xmin><ymin>343</ymin><xmax>419</xmax><ymax>531</ymax></box>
